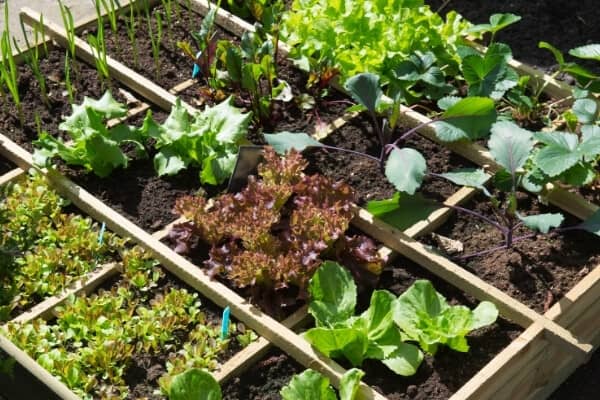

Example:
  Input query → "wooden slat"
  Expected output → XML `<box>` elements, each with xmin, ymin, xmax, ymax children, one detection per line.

<box><xmin>215</xmin><ymin>305</ymin><xmax>310</xmax><ymax>383</ymax></box>
<box><xmin>0</xmin><ymin>133</ymin><xmax>387</xmax><ymax>400</ymax></box>
<box><xmin>352</xmin><ymin>207</ymin><xmax>592</xmax><ymax>358</ymax></box>
<box><xmin>20</xmin><ymin>8</ymin><xmax>194</xmax><ymax>114</ymax></box>
<box><xmin>451</xmin><ymin>321</ymin><xmax>545</xmax><ymax>399</ymax></box>
<box><xmin>0</xmin><ymin>336</ymin><xmax>79</xmax><ymax>400</ymax></box>
<box><xmin>0</xmin><ymin>168</ymin><xmax>25</xmax><ymax>186</ymax></box>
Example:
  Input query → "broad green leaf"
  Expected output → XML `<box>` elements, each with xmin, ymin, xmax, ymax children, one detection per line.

<box><xmin>385</xmin><ymin>148</ymin><xmax>427</xmax><ymax>194</ymax></box>
<box><xmin>572</xmin><ymin>98</ymin><xmax>599</xmax><ymax>124</ymax></box>
<box><xmin>344</xmin><ymin>73</ymin><xmax>382</xmax><ymax>114</ymax></box>
<box><xmin>488</xmin><ymin>121</ymin><xmax>534</xmax><ymax>176</ymax></box>
<box><xmin>202</xmin><ymin>96</ymin><xmax>252</xmax><ymax>143</ymax></box>
<box><xmin>304</xmin><ymin>327</ymin><xmax>368</xmax><ymax>367</ymax></box>
<box><xmin>358</xmin><ymin>290</ymin><xmax>396</xmax><ymax>341</ymax></box>
<box><xmin>440</xmin><ymin>168</ymin><xmax>490</xmax><ymax>192</ymax></box>
<box><xmin>559</xmin><ymin>163</ymin><xmax>597</xmax><ymax>187</ymax></box>
<box><xmin>308</xmin><ymin>261</ymin><xmax>356</xmax><ymax>327</ymax></box>
<box><xmin>433</xmin><ymin>97</ymin><xmax>496</xmax><ymax>142</ymax></box>
<box><xmin>381</xmin><ymin>342</ymin><xmax>424</xmax><ymax>376</ymax></box>
<box><xmin>437</xmin><ymin>96</ymin><xmax>461</xmax><ymax>111</ymax></box>
<box><xmin>581</xmin><ymin>125</ymin><xmax>600</xmax><ymax>160</ymax></box>
<box><xmin>393</xmin><ymin>280</ymin><xmax>498</xmax><ymax>355</ymax></box>
<box><xmin>366</xmin><ymin>192</ymin><xmax>441</xmax><ymax>231</ymax></box>
<box><xmin>517</xmin><ymin>213</ymin><xmax>564</xmax><ymax>233</ymax></box>
<box><xmin>569</xmin><ymin>44</ymin><xmax>600</xmax><ymax>61</ymax></box>
<box><xmin>169</xmin><ymin>369</ymin><xmax>221</xmax><ymax>400</ymax></box>
<box><xmin>83</xmin><ymin>90</ymin><xmax>128</xmax><ymax>118</ymax></box>
<box><xmin>580</xmin><ymin>210</ymin><xmax>600</xmax><ymax>237</ymax></box>
<box><xmin>264</xmin><ymin>132</ymin><xmax>324</xmax><ymax>154</ymax></box>
<box><xmin>470</xmin><ymin>301</ymin><xmax>499</xmax><ymax>330</ymax></box>
<box><xmin>155</xmin><ymin>147</ymin><xmax>187</xmax><ymax>176</ymax></box>
<box><xmin>467</xmin><ymin>13</ymin><xmax>521</xmax><ymax>35</ymax></box>
<box><xmin>339</xmin><ymin>369</ymin><xmax>365</xmax><ymax>400</ymax></box>
<box><xmin>533</xmin><ymin>131</ymin><xmax>587</xmax><ymax>177</ymax></box>
<box><xmin>280</xmin><ymin>370</ymin><xmax>336</xmax><ymax>400</ymax></box>
<box><xmin>160</xmin><ymin>98</ymin><xmax>191</xmax><ymax>144</ymax></box>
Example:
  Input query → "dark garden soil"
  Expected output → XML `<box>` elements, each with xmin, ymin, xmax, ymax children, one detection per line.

<box><xmin>0</xmin><ymin>48</ymin><xmax>128</xmax><ymax>152</ymax></box>
<box><xmin>425</xmin><ymin>0</ymin><xmax>600</xmax><ymax>74</ymax></box>
<box><xmin>0</xmin><ymin>156</ymin><xmax>14</xmax><ymax>175</ymax></box>
<box><xmin>95</xmin><ymin>3</ymin><xmax>350</xmax><ymax>135</ymax></box>
<box><xmin>221</xmin><ymin>350</ymin><xmax>303</xmax><ymax>400</ymax></box>
<box><xmin>304</xmin><ymin>114</ymin><xmax>477</xmax><ymax>204</ymax></box>
<box><xmin>424</xmin><ymin>191</ymin><xmax>600</xmax><ymax>313</ymax></box>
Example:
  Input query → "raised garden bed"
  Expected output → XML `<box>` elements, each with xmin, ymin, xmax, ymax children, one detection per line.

<box><xmin>0</xmin><ymin>0</ymin><xmax>598</xmax><ymax>399</ymax></box>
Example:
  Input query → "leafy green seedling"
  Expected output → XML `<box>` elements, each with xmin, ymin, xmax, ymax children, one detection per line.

<box><xmin>304</xmin><ymin>261</ymin><xmax>424</xmax><ymax>376</ymax></box>
<box><xmin>265</xmin><ymin>72</ymin><xmax>496</xmax><ymax>194</ymax></box>
<box><xmin>467</xmin><ymin>13</ymin><xmax>522</xmax><ymax>44</ymax></box>
<box><xmin>0</xmin><ymin>2</ymin><xmax>22</xmax><ymax>125</ymax></box>
<box><xmin>33</xmin><ymin>91</ymin><xmax>148</xmax><ymax>177</ymax></box>
<box><xmin>280</xmin><ymin>368</ymin><xmax>364</xmax><ymax>400</ymax></box>
<box><xmin>394</xmin><ymin>280</ymin><xmax>498</xmax><ymax>354</ymax></box>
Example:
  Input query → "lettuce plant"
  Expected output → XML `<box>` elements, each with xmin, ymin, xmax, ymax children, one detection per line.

<box><xmin>280</xmin><ymin>368</ymin><xmax>364</xmax><ymax>400</ymax></box>
<box><xmin>147</xmin><ymin>96</ymin><xmax>252</xmax><ymax>184</ymax></box>
<box><xmin>394</xmin><ymin>280</ymin><xmax>498</xmax><ymax>354</ymax></box>
<box><xmin>304</xmin><ymin>261</ymin><xmax>423</xmax><ymax>376</ymax></box>
<box><xmin>170</xmin><ymin>148</ymin><xmax>384</xmax><ymax>314</ymax></box>
<box><xmin>281</xmin><ymin>0</ymin><xmax>471</xmax><ymax>86</ymax></box>
<box><xmin>168</xmin><ymin>368</ymin><xmax>222</xmax><ymax>400</ymax></box>
<box><xmin>304</xmin><ymin>262</ymin><xmax>499</xmax><ymax>374</ymax></box>
<box><xmin>33</xmin><ymin>91</ymin><xmax>148</xmax><ymax>177</ymax></box>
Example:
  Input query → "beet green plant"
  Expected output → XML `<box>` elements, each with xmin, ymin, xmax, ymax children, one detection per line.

<box><xmin>33</xmin><ymin>91</ymin><xmax>148</xmax><ymax>177</ymax></box>
<box><xmin>303</xmin><ymin>262</ymin><xmax>498</xmax><ymax>375</ymax></box>
<box><xmin>281</xmin><ymin>368</ymin><xmax>364</xmax><ymax>400</ymax></box>
<box><xmin>265</xmin><ymin>72</ymin><xmax>496</xmax><ymax>194</ymax></box>
<box><xmin>170</xmin><ymin>148</ymin><xmax>384</xmax><ymax>314</ymax></box>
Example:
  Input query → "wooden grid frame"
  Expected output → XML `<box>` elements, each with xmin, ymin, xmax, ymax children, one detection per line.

<box><xmin>0</xmin><ymin>1</ymin><xmax>596</xmax><ymax>398</ymax></box>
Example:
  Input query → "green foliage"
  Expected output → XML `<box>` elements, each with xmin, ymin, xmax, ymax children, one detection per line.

<box><xmin>385</xmin><ymin>148</ymin><xmax>427</xmax><ymax>195</ymax></box>
<box><xmin>170</xmin><ymin>148</ymin><xmax>384</xmax><ymax>314</ymax></box>
<box><xmin>282</xmin><ymin>0</ymin><xmax>471</xmax><ymax>85</ymax></box>
<box><xmin>33</xmin><ymin>91</ymin><xmax>147</xmax><ymax>177</ymax></box>
<box><xmin>394</xmin><ymin>280</ymin><xmax>498</xmax><ymax>354</ymax></box>
<box><xmin>432</xmin><ymin>96</ymin><xmax>497</xmax><ymax>142</ymax></box>
<box><xmin>168</xmin><ymin>369</ymin><xmax>222</xmax><ymax>400</ymax></box>
<box><xmin>280</xmin><ymin>368</ymin><xmax>364</xmax><ymax>400</ymax></box>
<box><xmin>0</xmin><ymin>175</ymin><xmax>124</xmax><ymax>322</ymax></box>
<box><xmin>304</xmin><ymin>262</ymin><xmax>423</xmax><ymax>376</ymax></box>
<box><xmin>467</xmin><ymin>13</ymin><xmax>522</xmax><ymax>44</ymax></box>
<box><xmin>3</xmin><ymin>264</ymin><xmax>230</xmax><ymax>399</ymax></box>
<box><xmin>459</xmin><ymin>43</ymin><xmax>519</xmax><ymax>100</ymax></box>
<box><xmin>0</xmin><ymin>2</ymin><xmax>22</xmax><ymax>123</ymax></box>
<box><xmin>149</xmin><ymin>97</ymin><xmax>252</xmax><ymax>184</ymax></box>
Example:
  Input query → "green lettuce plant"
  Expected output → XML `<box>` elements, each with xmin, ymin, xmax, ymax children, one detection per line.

<box><xmin>304</xmin><ymin>261</ymin><xmax>423</xmax><ymax>376</ymax></box>
<box><xmin>168</xmin><ymin>368</ymin><xmax>222</xmax><ymax>400</ymax></box>
<box><xmin>147</xmin><ymin>96</ymin><xmax>252</xmax><ymax>184</ymax></box>
<box><xmin>33</xmin><ymin>91</ymin><xmax>148</xmax><ymax>177</ymax></box>
<box><xmin>281</xmin><ymin>368</ymin><xmax>364</xmax><ymax>400</ymax></box>
<box><xmin>281</xmin><ymin>0</ymin><xmax>471</xmax><ymax>87</ymax></box>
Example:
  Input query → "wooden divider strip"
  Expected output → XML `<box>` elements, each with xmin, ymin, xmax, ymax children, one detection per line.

<box><xmin>0</xmin><ymin>134</ymin><xmax>387</xmax><ymax>400</ymax></box>
<box><xmin>0</xmin><ymin>168</ymin><xmax>25</xmax><ymax>186</ymax></box>
<box><xmin>20</xmin><ymin>8</ymin><xmax>194</xmax><ymax>114</ymax></box>
<box><xmin>352</xmin><ymin>207</ymin><xmax>592</xmax><ymax>357</ymax></box>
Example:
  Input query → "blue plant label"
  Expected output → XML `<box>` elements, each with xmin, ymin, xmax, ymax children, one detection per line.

<box><xmin>221</xmin><ymin>306</ymin><xmax>231</xmax><ymax>340</ymax></box>
<box><xmin>97</xmin><ymin>222</ymin><xmax>106</xmax><ymax>245</ymax></box>
<box><xmin>192</xmin><ymin>51</ymin><xmax>202</xmax><ymax>78</ymax></box>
